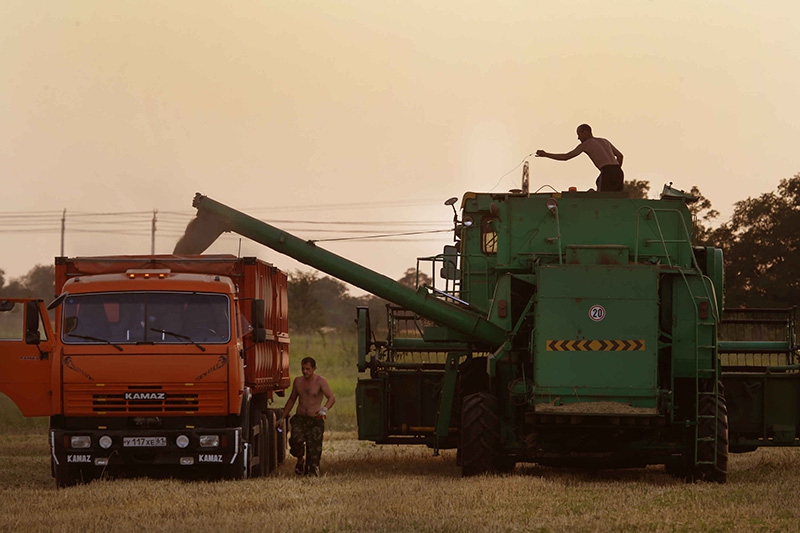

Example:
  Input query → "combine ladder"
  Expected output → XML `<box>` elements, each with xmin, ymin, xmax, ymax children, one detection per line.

<box><xmin>634</xmin><ymin>206</ymin><xmax>722</xmax><ymax>475</ymax></box>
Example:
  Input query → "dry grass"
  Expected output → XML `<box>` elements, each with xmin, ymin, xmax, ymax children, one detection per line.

<box><xmin>3</xmin><ymin>332</ymin><xmax>800</xmax><ymax>531</ymax></box>
<box><xmin>2</xmin><ymin>429</ymin><xmax>800</xmax><ymax>532</ymax></box>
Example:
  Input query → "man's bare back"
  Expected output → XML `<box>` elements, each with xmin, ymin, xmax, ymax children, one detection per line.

<box><xmin>577</xmin><ymin>137</ymin><xmax>621</xmax><ymax>170</ymax></box>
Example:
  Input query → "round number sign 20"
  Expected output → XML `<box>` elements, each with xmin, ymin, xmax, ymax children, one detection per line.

<box><xmin>589</xmin><ymin>305</ymin><xmax>605</xmax><ymax>322</ymax></box>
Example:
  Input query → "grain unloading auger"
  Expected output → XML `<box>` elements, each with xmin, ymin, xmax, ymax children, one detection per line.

<box><xmin>180</xmin><ymin>194</ymin><xmax>506</xmax><ymax>348</ymax></box>
<box><xmin>184</xmin><ymin>188</ymin><xmax>800</xmax><ymax>482</ymax></box>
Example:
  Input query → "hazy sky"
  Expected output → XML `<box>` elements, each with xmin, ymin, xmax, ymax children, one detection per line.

<box><xmin>2</xmin><ymin>1</ymin><xmax>798</xmax><ymax>292</ymax></box>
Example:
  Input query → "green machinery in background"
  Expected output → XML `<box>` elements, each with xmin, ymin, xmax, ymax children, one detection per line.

<box><xmin>188</xmin><ymin>181</ymin><xmax>799</xmax><ymax>483</ymax></box>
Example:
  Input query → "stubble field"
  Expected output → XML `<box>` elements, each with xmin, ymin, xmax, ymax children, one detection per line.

<box><xmin>2</xmin><ymin>333</ymin><xmax>800</xmax><ymax>532</ymax></box>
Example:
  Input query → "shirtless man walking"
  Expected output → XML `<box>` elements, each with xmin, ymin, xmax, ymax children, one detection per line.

<box><xmin>282</xmin><ymin>357</ymin><xmax>336</xmax><ymax>476</ymax></box>
<box><xmin>536</xmin><ymin>124</ymin><xmax>624</xmax><ymax>192</ymax></box>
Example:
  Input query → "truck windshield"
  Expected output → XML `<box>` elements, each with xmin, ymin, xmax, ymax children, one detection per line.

<box><xmin>62</xmin><ymin>292</ymin><xmax>231</xmax><ymax>345</ymax></box>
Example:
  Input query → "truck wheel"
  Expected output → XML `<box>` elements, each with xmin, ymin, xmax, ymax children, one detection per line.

<box><xmin>247</xmin><ymin>409</ymin><xmax>264</xmax><ymax>478</ymax></box>
<box><xmin>266</xmin><ymin>410</ymin><xmax>279</xmax><ymax>474</ymax></box>
<box><xmin>54</xmin><ymin>463</ymin><xmax>77</xmax><ymax>488</ymax></box>
<box><xmin>226</xmin><ymin>428</ymin><xmax>247</xmax><ymax>480</ymax></box>
<box><xmin>274</xmin><ymin>408</ymin><xmax>287</xmax><ymax>465</ymax></box>
<box><xmin>460</xmin><ymin>392</ymin><xmax>501</xmax><ymax>477</ymax></box>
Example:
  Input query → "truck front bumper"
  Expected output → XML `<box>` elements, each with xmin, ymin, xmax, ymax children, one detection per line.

<box><xmin>50</xmin><ymin>427</ymin><xmax>244</xmax><ymax>469</ymax></box>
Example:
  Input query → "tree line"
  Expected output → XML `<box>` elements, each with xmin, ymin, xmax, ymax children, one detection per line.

<box><xmin>2</xmin><ymin>173</ymin><xmax>798</xmax><ymax>330</ymax></box>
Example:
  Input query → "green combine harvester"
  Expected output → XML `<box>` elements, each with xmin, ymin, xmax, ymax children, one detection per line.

<box><xmin>186</xmin><ymin>178</ymin><xmax>798</xmax><ymax>483</ymax></box>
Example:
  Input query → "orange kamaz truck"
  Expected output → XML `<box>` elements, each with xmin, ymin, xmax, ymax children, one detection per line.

<box><xmin>0</xmin><ymin>254</ymin><xmax>290</xmax><ymax>486</ymax></box>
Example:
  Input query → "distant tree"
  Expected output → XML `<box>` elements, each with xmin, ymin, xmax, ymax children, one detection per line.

<box><xmin>287</xmin><ymin>270</ymin><xmax>376</xmax><ymax>332</ymax></box>
<box><xmin>397</xmin><ymin>268</ymin><xmax>432</xmax><ymax>289</ymax></box>
<box><xmin>287</xmin><ymin>271</ymin><xmax>325</xmax><ymax>332</ymax></box>
<box><xmin>708</xmin><ymin>174</ymin><xmax>800</xmax><ymax>307</ymax></box>
<box><xmin>623</xmin><ymin>179</ymin><xmax>650</xmax><ymax>199</ymax></box>
<box><xmin>0</xmin><ymin>264</ymin><xmax>55</xmax><ymax>301</ymax></box>
<box><xmin>687</xmin><ymin>185</ymin><xmax>720</xmax><ymax>245</ymax></box>
<box><xmin>22</xmin><ymin>265</ymin><xmax>56</xmax><ymax>301</ymax></box>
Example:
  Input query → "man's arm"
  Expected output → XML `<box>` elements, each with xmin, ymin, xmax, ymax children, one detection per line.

<box><xmin>535</xmin><ymin>145</ymin><xmax>584</xmax><ymax>161</ymax></box>
<box><xmin>319</xmin><ymin>377</ymin><xmax>336</xmax><ymax>412</ymax></box>
<box><xmin>282</xmin><ymin>380</ymin><xmax>298</xmax><ymax>418</ymax></box>
<box><xmin>611</xmin><ymin>144</ymin><xmax>623</xmax><ymax>166</ymax></box>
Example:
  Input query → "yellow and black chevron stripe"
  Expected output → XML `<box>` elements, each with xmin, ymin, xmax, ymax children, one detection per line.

<box><xmin>546</xmin><ymin>339</ymin><xmax>645</xmax><ymax>352</ymax></box>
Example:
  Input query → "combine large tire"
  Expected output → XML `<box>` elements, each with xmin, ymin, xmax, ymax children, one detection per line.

<box><xmin>460</xmin><ymin>393</ymin><xmax>501</xmax><ymax>477</ymax></box>
<box><xmin>677</xmin><ymin>381</ymin><xmax>728</xmax><ymax>483</ymax></box>
<box><xmin>695</xmin><ymin>382</ymin><xmax>729</xmax><ymax>483</ymax></box>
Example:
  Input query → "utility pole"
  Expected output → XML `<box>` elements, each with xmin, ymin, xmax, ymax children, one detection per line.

<box><xmin>151</xmin><ymin>209</ymin><xmax>157</xmax><ymax>255</ymax></box>
<box><xmin>60</xmin><ymin>209</ymin><xmax>66</xmax><ymax>256</ymax></box>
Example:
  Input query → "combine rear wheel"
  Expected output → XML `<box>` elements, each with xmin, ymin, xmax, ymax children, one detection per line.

<box><xmin>694</xmin><ymin>382</ymin><xmax>728</xmax><ymax>483</ymax></box>
<box><xmin>679</xmin><ymin>381</ymin><xmax>728</xmax><ymax>483</ymax></box>
<box><xmin>460</xmin><ymin>393</ymin><xmax>501</xmax><ymax>476</ymax></box>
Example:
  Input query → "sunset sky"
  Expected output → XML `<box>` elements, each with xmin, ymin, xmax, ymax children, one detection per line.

<box><xmin>2</xmin><ymin>1</ymin><xmax>798</xmax><ymax>292</ymax></box>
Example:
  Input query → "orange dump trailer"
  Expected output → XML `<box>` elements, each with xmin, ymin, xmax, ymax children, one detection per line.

<box><xmin>0</xmin><ymin>254</ymin><xmax>290</xmax><ymax>486</ymax></box>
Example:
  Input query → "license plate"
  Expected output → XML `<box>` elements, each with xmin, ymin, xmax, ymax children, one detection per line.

<box><xmin>123</xmin><ymin>436</ymin><xmax>167</xmax><ymax>447</ymax></box>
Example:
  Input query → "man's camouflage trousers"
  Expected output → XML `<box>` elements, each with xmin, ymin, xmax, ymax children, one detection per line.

<box><xmin>289</xmin><ymin>415</ymin><xmax>325</xmax><ymax>468</ymax></box>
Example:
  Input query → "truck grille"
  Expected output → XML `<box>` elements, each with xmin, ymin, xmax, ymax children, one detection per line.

<box><xmin>63</xmin><ymin>384</ymin><xmax>227</xmax><ymax>415</ymax></box>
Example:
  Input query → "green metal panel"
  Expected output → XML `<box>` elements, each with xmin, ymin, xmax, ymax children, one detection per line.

<box><xmin>533</xmin><ymin>264</ymin><xmax>659</xmax><ymax>408</ymax></box>
<box><xmin>724</xmin><ymin>373</ymin><xmax>800</xmax><ymax>446</ymax></box>
<box><xmin>356</xmin><ymin>379</ymin><xmax>386</xmax><ymax>441</ymax></box>
<box><xmin>670</xmin><ymin>275</ymin><xmax>716</xmax><ymax>378</ymax></box>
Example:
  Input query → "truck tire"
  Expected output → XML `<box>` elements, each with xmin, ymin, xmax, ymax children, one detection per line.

<box><xmin>274</xmin><ymin>408</ymin><xmax>287</xmax><ymax>465</ymax></box>
<box><xmin>460</xmin><ymin>392</ymin><xmax>501</xmax><ymax>477</ymax></box>
<box><xmin>226</xmin><ymin>427</ymin><xmax>248</xmax><ymax>480</ymax></box>
<box><xmin>54</xmin><ymin>463</ymin><xmax>77</xmax><ymax>488</ymax></box>
<box><xmin>266</xmin><ymin>410</ymin><xmax>279</xmax><ymax>474</ymax></box>
<box><xmin>247</xmin><ymin>409</ymin><xmax>264</xmax><ymax>478</ymax></box>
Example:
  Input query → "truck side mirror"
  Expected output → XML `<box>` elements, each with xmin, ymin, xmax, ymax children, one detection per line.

<box><xmin>252</xmin><ymin>299</ymin><xmax>267</xmax><ymax>343</ymax></box>
<box><xmin>25</xmin><ymin>301</ymin><xmax>41</xmax><ymax>345</ymax></box>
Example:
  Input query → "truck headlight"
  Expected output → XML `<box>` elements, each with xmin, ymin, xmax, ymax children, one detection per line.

<box><xmin>98</xmin><ymin>436</ymin><xmax>113</xmax><ymax>449</ymax></box>
<box><xmin>70</xmin><ymin>436</ymin><xmax>91</xmax><ymax>448</ymax></box>
<box><xmin>176</xmin><ymin>435</ymin><xmax>190</xmax><ymax>449</ymax></box>
<box><xmin>199</xmin><ymin>435</ymin><xmax>220</xmax><ymax>448</ymax></box>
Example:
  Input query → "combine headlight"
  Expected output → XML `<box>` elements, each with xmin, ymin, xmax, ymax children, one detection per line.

<box><xmin>70</xmin><ymin>436</ymin><xmax>91</xmax><ymax>449</ymax></box>
<box><xmin>98</xmin><ymin>436</ymin><xmax>113</xmax><ymax>449</ymax></box>
<box><xmin>199</xmin><ymin>435</ymin><xmax>220</xmax><ymax>448</ymax></box>
<box><xmin>176</xmin><ymin>435</ymin><xmax>190</xmax><ymax>449</ymax></box>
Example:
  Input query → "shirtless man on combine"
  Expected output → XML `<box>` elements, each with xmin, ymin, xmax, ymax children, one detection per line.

<box><xmin>536</xmin><ymin>124</ymin><xmax>625</xmax><ymax>192</ymax></box>
<box><xmin>282</xmin><ymin>357</ymin><xmax>336</xmax><ymax>477</ymax></box>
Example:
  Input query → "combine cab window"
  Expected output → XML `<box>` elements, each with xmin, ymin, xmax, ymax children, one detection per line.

<box><xmin>481</xmin><ymin>218</ymin><xmax>498</xmax><ymax>254</ymax></box>
<box><xmin>62</xmin><ymin>292</ymin><xmax>231</xmax><ymax>345</ymax></box>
